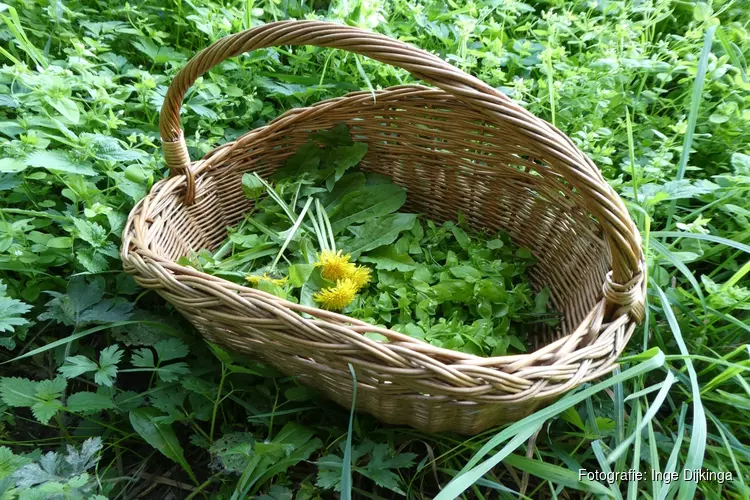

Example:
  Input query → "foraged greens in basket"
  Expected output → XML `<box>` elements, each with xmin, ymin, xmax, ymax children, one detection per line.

<box><xmin>178</xmin><ymin>125</ymin><xmax>560</xmax><ymax>357</ymax></box>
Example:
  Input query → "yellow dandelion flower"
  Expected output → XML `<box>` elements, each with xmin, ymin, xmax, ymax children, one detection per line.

<box><xmin>315</xmin><ymin>249</ymin><xmax>356</xmax><ymax>282</ymax></box>
<box><xmin>349</xmin><ymin>265</ymin><xmax>371</xmax><ymax>290</ymax></box>
<box><xmin>246</xmin><ymin>273</ymin><xmax>288</xmax><ymax>286</ymax></box>
<box><xmin>314</xmin><ymin>279</ymin><xmax>359</xmax><ymax>310</ymax></box>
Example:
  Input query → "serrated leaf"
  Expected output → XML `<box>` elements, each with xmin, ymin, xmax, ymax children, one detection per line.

<box><xmin>31</xmin><ymin>399</ymin><xmax>62</xmax><ymax>424</ymax></box>
<box><xmin>0</xmin><ymin>377</ymin><xmax>38</xmax><ymax>407</ymax></box>
<box><xmin>154</xmin><ymin>338</ymin><xmax>189</xmax><ymax>363</ymax></box>
<box><xmin>25</xmin><ymin>150</ymin><xmax>96</xmax><ymax>176</ymax></box>
<box><xmin>58</xmin><ymin>356</ymin><xmax>98</xmax><ymax>379</ymax></box>
<box><xmin>66</xmin><ymin>392</ymin><xmax>115</xmax><ymax>414</ymax></box>
<box><xmin>0</xmin><ymin>283</ymin><xmax>31</xmax><ymax>333</ymax></box>
<box><xmin>95</xmin><ymin>345</ymin><xmax>122</xmax><ymax>387</ymax></box>
<box><xmin>131</xmin><ymin>348</ymin><xmax>155</xmax><ymax>368</ymax></box>
<box><xmin>157</xmin><ymin>362</ymin><xmax>190</xmax><ymax>382</ymax></box>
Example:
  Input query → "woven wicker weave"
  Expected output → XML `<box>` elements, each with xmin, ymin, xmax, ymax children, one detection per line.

<box><xmin>121</xmin><ymin>20</ymin><xmax>646</xmax><ymax>434</ymax></box>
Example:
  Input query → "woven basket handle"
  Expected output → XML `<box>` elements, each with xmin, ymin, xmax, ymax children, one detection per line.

<box><xmin>159</xmin><ymin>20</ymin><xmax>645</xmax><ymax>322</ymax></box>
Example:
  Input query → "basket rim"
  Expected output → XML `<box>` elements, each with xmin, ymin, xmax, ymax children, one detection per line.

<box><xmin>121</xmin><ymin>85</ymin><xmax>646</xmax><ymax>370</ymax></box>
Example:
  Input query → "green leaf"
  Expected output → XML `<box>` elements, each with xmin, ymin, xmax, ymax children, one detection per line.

<box><xmin>310</xmin><ymin>123</ymin><xmax>353</xmax><ymax>147</ymax></box>
<box><xmin>46</xmin><ymin>236</ymin><xmax>73</xmax><ymax>249</ymax></box>
<box><xmin>272</xmin><ymin>143</ymin><xmax>321</xmax><ymax>180</ymax></box>
<box><xmin>59</xmin><ymin>355</ymin><xmax>98</xmax><ymax>379</ymax></box>
<box><xmin>0</xmin><ymin>283</ymin><xmax>31</xmax><ymax>333</ymax></box>
<box><xmin>320</xmin><ymin>172</ymin><xmax>366</xmax><ymax>210</ymax></box>
<box><xmin>242</xmin><ymin>173</ymin><xmax>265</xmax><ymax>199</ymax></box>
<box><xmin>449</xmin><ymin>265</ymin><xmax>483</xmax><ymax>282</ymax></box>
<box><xmin>157</xmin><ymin>362</ymin><xmax>190</xmax><ymax>382</ymax></box>
<box><xmin>44</xmin><ymin>96</ymin><xmax>80</xmax><ymax>124</ymax></box>
<box><xmin>451</xmin><ymin>226</ymin><xmax>470</xmax><ymax>249</ymax></box>
<box><xmin>341</xmin><ymin>213</ymin><xmax>417</xmax><ymax>258</ymax></box>
<box><xmin>96</xmin><ymin>345</ymin><xmax>122</xmax><ymax>387</ymax></box>
<box><xmin>25</xmin><ymin>150</ymin><xmax>96</xmax><ymax>176</ymax></box>
<box><xmin>693</xmin><ymin>2</ymin><xmax>712</xmax><ymax>21</ymax></box>
<box><xmin>288</xmin><ymin>264</ymin><xmax>314</xmax><ymax>287</ymax></box>
<box><xmin>329</xmin><ymin>185</ymin><xmax>407</xmax><ymax>234</ymax></box>
<box><xmin>31</xmin><ymin>399</ymin><xmax>62</xmax><ymax>424</ymax></box>
<box><xmin>154</xmin><ymin>338</ymin><xmax>189</xmax><ymax>363</ymax></box>
<box><xmin>131</xmin><ymin>348</ymin><xmax>155</xmax><ymax>368</ymax></box>
<box><xmin>326</xmin><ymin>143</ymin><xmax>368</xmax><ymax>182</ymax></box>
<box><xmin>66</xmin><ymin>391</ymin><xmax>115</xmax><ymax>414</ymax></box>
<box><xmin>360</xmin><ymin>246</ymin><xmax>417</xmax><ymax>272</ymax></box>
<box><xmin>0</xmin><ymin>158</ymin><xmax>25</xmax><ymax>173</ymax></box>
<box><xmin>731</xmin><ymin>152</ymin><xmax>750</xmax><ymax>176</ymax></box>
<box><xmin>502</xmin><ymin>454</ymin><xmax>614</xmax><ymax>496</ymax></box>
<box><xmin>129</xmin><ymin>408</ymin><xmax>195</xmax><ymax>480</ymax></box>
<box><xmin>0</xmin><ymin>377</ymin><xmax>38</xmax><ymax>407</ymax></box>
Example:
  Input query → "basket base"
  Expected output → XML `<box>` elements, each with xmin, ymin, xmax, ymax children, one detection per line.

<box><xmin>195</xmin><ymin>321</ymin><xmax>553</xmax><ymax>434</ymax></box>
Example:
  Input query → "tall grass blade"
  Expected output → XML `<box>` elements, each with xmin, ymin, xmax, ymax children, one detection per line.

<box><xmin>655</xmin><ymin>286</ymin><xmax>707</xmax><ymax>500</ymax></box>
<box><xmin>436</xmin><ymin>349</ymin><xmax>665</xmax><ymax>499</ymax></box>
<box><xmin>607</xmin><ymin>370</ymin><xmax>675</xmax><ymax>464</ymax></box>
<box><xmin>341</xmin><ymin>363</ymin><xmax>357</xmax><ymax>500</ymax></box>
<box><xmin>665</xmin><ymin>25</ymin><xmax>716</xmax><ymax>231</ymax></box>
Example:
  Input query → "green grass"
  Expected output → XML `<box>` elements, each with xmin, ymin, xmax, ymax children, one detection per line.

<box><xmin>0</xmin><ymin>0</ymin><xmax>749</xmax><ymax>498</ymax></box>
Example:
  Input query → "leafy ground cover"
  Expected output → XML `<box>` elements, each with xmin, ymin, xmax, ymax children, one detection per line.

<box><xmin>0</xmin><ymin>0</ymin><xmax>748</xmax><ymax>498</ymax></box>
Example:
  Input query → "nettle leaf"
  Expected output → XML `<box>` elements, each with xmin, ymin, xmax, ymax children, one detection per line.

<box><xmin>95</xmin><ymin>345</ymin><xmax>123</xmax><ymax>387</ymax></box>
<box><xmin>210</xmin><ymin>432</ymin><xmax>255</xmax><ymax>473</ymax></box>
<box><xmin>25</xmin><ymin>150</ymin><xmax>96</xmax><ymax>176</ymax></box>
<box><xmin>0</xmin><ymin>281</ymin><xmax>31</xmax><ymax>333</ymax></box>
<box><xmin>83</xmin><ymin>134</ymin><xmax>147</xmax><ymax>162</ymax></box>
<box><xmin>72</xmin><ymin>218</ymin><xmax>108</xmax><ymax>247</ymax></box>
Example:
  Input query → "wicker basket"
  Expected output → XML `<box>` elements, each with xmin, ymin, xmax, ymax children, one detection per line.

<box><xmin>122</xmin><ymin>20</ymin><xmax>646</xmax><ymax>434</ymax></box>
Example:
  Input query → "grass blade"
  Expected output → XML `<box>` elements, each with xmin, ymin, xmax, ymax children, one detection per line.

<box><xmin>591</xmin><ymin>441</ymin><xmax>623</xmax><ymax>500</ymax></box>
<box><xmin>665</xmin><ymin>25</ymin><xmax>716</xmax><ymax>231</ymax></box>
<box><xmin>503</xmin><ymin>453</ymin><xmax>614</xmax><ymax>497</ymax></box>
<box><xmin>652</xmin><ymin>231</ymin><xmax>750</xmax><ymax>254</ymax></box>
<box><xmin>656</xmin><ymin>404</ymin><xmax>688</xmax><ymax>500</ymax></box>
<box><xmin>272</xmin><ymin>197</ymin><xmax>313</xmax><ymax>268</ymax></box>
<box><xmin>437</xmin><ymin>349</ymin><xmax>665</xmax><ymax>499</ymax></box>
<box><xmin>341</xmin><ymin>363</ymin><xmax>357</xmax><ymax>500</ymax></box>
<box><xmin>627</xmin><ymin>402</ymin><xmax>643</xmax><ymax>500</ymax></box>
<box><xmin>655</xmin><ymin>286</ymin><xmax>707</xmax><ymax>500</ymax></box>
<box><xmin>607</xmin><ymin>370</ymin><xmax>675</xmax><ymax>464</ymax></box>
